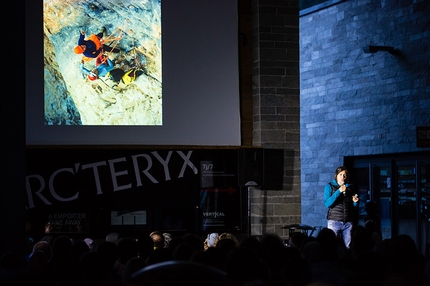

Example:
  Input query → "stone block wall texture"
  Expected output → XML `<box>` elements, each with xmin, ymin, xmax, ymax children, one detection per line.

<box><xmin>251</xmin><ymin>0</ymin><xmax>301</xmax><ymax>238</ymax></box>
<box><xmin>299</xmin><ymin>0</ymin><xmax>430</xmax><ymax>228</ymax></box>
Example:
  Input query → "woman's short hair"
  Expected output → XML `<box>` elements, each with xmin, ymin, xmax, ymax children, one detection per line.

<box><xmin>334</xmin><ymin>166</ymin><xmax>349</xmax><ymax>179</ymax></box>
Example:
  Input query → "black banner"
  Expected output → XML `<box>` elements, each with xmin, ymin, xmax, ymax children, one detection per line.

<box><xmin>25</xmin><ymin>147</ymin><xmax>248</xmax><ymax>238</ymax></box>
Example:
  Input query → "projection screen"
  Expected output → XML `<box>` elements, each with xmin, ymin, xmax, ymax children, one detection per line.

<box><xmin>26</xmin><ymin>0</ymin><xmax>240</xmax><ymax>145</ymax></box>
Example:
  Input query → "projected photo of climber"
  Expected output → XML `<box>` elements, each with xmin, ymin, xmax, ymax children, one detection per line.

<box><xmin>43</xmin><ymin>0</ymin><xmax>162</xmax><ymax>125</ymax></box>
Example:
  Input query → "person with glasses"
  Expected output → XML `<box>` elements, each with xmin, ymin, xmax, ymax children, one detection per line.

<box><xmin>324</xmin><ymin>166</ymin><xmax>359</xmax><ymax>249</ymax></box>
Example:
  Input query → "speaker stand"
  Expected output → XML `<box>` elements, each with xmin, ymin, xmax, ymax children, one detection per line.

<box><xmin>245</xmin><ymin>181</ymin><xmax>259</xmax><ymax>237</ymax></box>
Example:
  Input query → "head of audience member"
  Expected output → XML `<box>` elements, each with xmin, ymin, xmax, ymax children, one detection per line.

<box><xmin>225</xmin><ymin>246</ymin><xmax>269</xmax><ymax>286</ymax></box>
<box><xmin>137</xmin><ymin>235</ymin><xmax>155</xmax><ymax>261</ymax></box>
<box><xmin>190</xmin><ymin>247</ymin><xmax>226</xmax><ymax>270</ymax></box>
<box><xmin>84</xmin><ymin>238</ymin><xmax>96</xmax><ymax>252</ymax></box>
<box><xmin>150</xmin><ymin>231</ymin><xmax>165</xmax><ymax>249</ymax></box>
<box><xmin>163</xmin><ymin>233</ymin><xmax>172</xmax><ymax>248</ymax></box>
<box><xmin>239</xmin><ymin>236</ymin><xmax>263</xmax><ymax>258</ymax></box>
<box><xmin>289</xmin><ymin>232</ymin><xmax>307</xmax><ymax>249</ymax></box>
<box><xmin>204</xmin><ymin>233</ymin><xmax>219</xmax><ymax>251</ymax></box>
<box><xmin>259</xmin><ymin>233</ymin><xmax>284</xmax><ymax>258</ymax></box>
<box><xmin>214</xmin><ymin>233</ymin><xmax>239</xmax><ymax>248</ymax></box>
<box><xmin>172</xmin><ymin>243</ymin><xmax>195</xmax><ymax>261</ymax></box>
<box><xmin>31</xmin><ymin>240</ymin><xmax>52</xmax><ymax>259</ymax></box>
<box><xmin>106</xmin><ymin>232</ymin><xmax>121</xmax><ymax>244</ymax></box>
<box><xmin>95</xmin><ymin>240</ymin><xmax>119</xmax><ymax>270</ymax></box>
<box><xmin>167</xmin><ymin>236</ymin><xmax>185</xmax><ymax>253</ymax></box>
<box><xmin>121</xmin><ymin>257</ymin><xmax>146</xmax><ymax>285</ymax></box>
<box><xmin>50</xmin><ymin>235</ymin><xmax>72</xmax><ymax>259</ymax></box>
<box><xmin>117</xmin><ymin>237</ymin><xmax>139</xmax><ymax>266</ymax></box>
<box><xmin>316</xmin><ymin>227</ymin><xmax>338</xmax><ymax>262</ymax></box>
<box><xmin>214</xmin><ymin>233</ymin><xmax>239</xmax><ymax>257</ymax></box>
<box><xmin>182</xmin><ymin>233</ymin><xmax>204</xmax><ymax>252</ymax></box>
<box><xmin>70</xmin><ymin>239</ymin><xmax>90</xmax><ymax>261</ymax></box>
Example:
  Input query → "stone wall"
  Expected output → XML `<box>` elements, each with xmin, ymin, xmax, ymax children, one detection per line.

<box><xmin>299</xmin><ymin>0</ymin><xmax>430</xmax><ymax>228</ymax></box>
<box><xmin>251</xmin><ymin>0</ymin><xmax>301</xmax><ymax>238</ymax></box>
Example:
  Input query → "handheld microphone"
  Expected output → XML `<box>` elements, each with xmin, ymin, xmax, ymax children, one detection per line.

<box><xmin>340</xmin><ymin>182</ymin><xmax>346</xmax><ymax>195</ymax></box>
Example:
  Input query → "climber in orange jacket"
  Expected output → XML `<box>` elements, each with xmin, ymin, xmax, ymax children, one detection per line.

<box><xmin>74</xmin><ymin>27</ymin><xmax>119</xmax><ymax>60</ymax></box>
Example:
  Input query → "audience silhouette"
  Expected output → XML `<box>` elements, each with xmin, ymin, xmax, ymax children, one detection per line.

<box><xmin>363</xmin><ymin>201</ymin><xmax>382</xmax><ymax>238</ymax></box>
<box><xmin>2</xmin><ymin>228</ymin><xmax>430</xmax><ymax>286</ymax></box>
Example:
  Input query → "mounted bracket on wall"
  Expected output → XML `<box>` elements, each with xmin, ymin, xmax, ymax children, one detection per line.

<box><xmin>363</xmin><ymin>45</ymin><xmax>397</xmax><ymax>55</ymax></box>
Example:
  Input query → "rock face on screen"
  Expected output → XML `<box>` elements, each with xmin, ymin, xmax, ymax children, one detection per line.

<box><xmin>43</xmin><ymin>0</ymin><xmax>162</xmax><ymax>125</ymax></box>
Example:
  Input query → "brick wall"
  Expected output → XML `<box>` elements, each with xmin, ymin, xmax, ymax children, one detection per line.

<box><xmin>251</xmin><ymin>0</ymin><xmax>301</xmax><ymax>237</ymax></box>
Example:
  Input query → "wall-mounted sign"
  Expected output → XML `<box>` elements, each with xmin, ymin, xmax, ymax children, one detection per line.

<box><xmin>417</xmin><ymin>126</ymin><xmax>430</xmax><ymax>148</ymax></box>
<box><xmin>111</xmin><ymin>211</ymin><xmax>147</xmax><ymax>226</ymax></box>
<box><xmin>45</xmin><ymin>212</ymin><xmax>89</xmax><ymax>233</ymax></box>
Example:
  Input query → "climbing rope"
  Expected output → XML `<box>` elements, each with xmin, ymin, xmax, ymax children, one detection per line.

<box><xmin>101</xmin><ymin>27</ymin><xmax>124</xmax><ymax>60</ymax></box>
